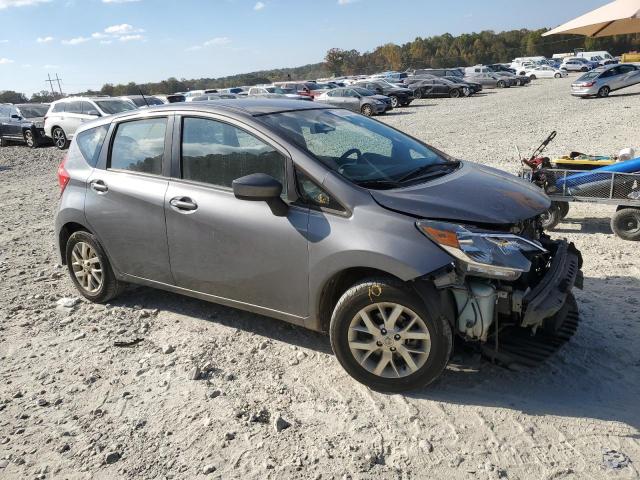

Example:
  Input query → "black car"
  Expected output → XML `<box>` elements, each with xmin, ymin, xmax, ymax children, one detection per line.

<box><xmin>353</xmin><ymin>80</ymin><xmax>414</xmax><ymax>108</ymax></box>
<box><xmin>0</xmin><ymin>103</ymin><xmax>51</xmax><ymax>148</ymax></box>
<box><xmin>412</xmin><ymin>68</ymin><xmax>465</xmax><ymax>78</ymax></box>
<box><xmin>442</xmin><ymin>76</ymin><xmax>483</xmax><ymax>93</ymax></box>
<box><xmin>410</xmin><ymin>78</ymin><xmax>471</xmax><ymax>98</ymax></box>
<box><xmin>487</xmin><ymin>64</ymin><xmax>517</xmax><ymax>74</ymax></box>
<box><xmin>485</xmin><ymin>65</ymin><xmax>531</xmax><ymax>86</ymax></box>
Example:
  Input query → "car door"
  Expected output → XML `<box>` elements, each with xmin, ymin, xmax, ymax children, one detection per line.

<box><xmin>164</xmin><ymin>114</ymin><xmax>310</xmax><ymax>319</ymax></box>
<box><xmin>81</xmin><ymin>101</ymin><xmax>101</xmax><ymax>124</ymax></box>
<box><xmin>61</xmin><ymin>101</ymin><xmax>85</xmax><ymax>137</ymax></box>
<box><xmin>84</xmin><ymin>114</ymin><xmax>174</xmax><ymax>284</ymax></box>
<box><xmin>618</xmin><ymin>65</ymin><xmax>640</xmax><ymax>88</ymax></box>
<box><xmin>0</xmin><ymin>105</ymin><xmax>10</xmax><ymax>139</ymax></box>
<box><xmin>6</xmin><ymin>106</ymin><xmax>23</xmax><ymax>139</ymax></box>
<box><xmin>342</xmin><ymin>89</ymin><xmax>361</xmax><ymax>112</ymax></box>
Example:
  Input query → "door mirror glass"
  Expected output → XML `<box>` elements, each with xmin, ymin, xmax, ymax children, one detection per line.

<box><xmin>87</xmin><ymin>110</ymin><xmax>101</xmax><ymax>117</ymax></box>
<box><xmin>11</xmin><ymin>114</ymin><xmax>21</xmax><ymax>120</ymax></box>
<box><xmin>233</xmin><ymin>173</ymin><xmax>282</xmax><ymax>201</ymax></box>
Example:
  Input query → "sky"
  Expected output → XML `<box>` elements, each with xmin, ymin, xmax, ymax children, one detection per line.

<box><xmin>0</xmin><ymin>0</ymin><xmax>609</xmax><ymax>95</ymax></box>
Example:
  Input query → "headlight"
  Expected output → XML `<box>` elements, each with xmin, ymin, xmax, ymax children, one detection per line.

<box><xmin>34</xmin><ymin>122</ymin><xmax>44</xmax><ymax>128</ymax></box>
<box><xmin>417</xmin><ymin>220</ymin><xmax>546</xmax><ymax>280</ymax></box>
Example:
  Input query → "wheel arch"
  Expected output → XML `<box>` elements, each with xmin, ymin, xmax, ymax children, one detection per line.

<box><xmin>58</xmin><ymin>221</ymin><xmax>92</xmax><ymax>265</ymax></box>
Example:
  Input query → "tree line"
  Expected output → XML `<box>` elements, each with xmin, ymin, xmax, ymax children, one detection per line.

<box><xmin>2</xmin><ymin>28</ymin><xmax>639</xmax><ymax>102</ymax></box>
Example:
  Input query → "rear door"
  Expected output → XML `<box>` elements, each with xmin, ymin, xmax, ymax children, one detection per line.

<box><xmin>62</xmin><ymin>101</ymin><xmax>85</xmax><ymax>138</ymax></box>
<box><xmin>6</xmin><ymin>106</ymin><xmax>23</xmax><ymax>138</ymax></box>
<box><xmin>164</xmin><ymin>114</ymin><xmax>309</xmax><ymax>319</ymax></box>
<box><xmin>0</xmin><ymin>105</ymin><xmax>10</xmax><ymax>139</ymax></box>
<box><xmin>84</xmin><ymin>114</ymin><xmax>174</xmax><ymax>284</ymax></box>
<box><xmin>342</xmin><ymin>89</ymin><xmax>361</xmax><ymax>111</ymax></box>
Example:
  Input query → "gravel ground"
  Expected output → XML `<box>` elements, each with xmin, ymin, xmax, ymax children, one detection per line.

<box><xmin>1</xmin><ymin>76</ymin><xmax>639</xmax><ymax>480</ymax></box>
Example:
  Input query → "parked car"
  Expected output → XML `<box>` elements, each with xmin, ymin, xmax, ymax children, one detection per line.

<box><xmin>571</xmin><ymin>64</ymin><xmax>640</xmax><ymax>98</ymax></box>
<box><xmin>487</xmin><ymin>63</ymin><xmax>516</xmax><ymax>74</ymax></box>
<box><xmin>442</xmin><ymin>76</ymin><xmax>483</xmax><ymax>93</ymax></box>
<box><xmin>410</xmin><ymin>78</ymin><xmax>471</xmax><ymax>98</ymax></box>
<box><xmin>44</xmin><ymin>97</ymin><xmax>137</xmax><ymax>149</ymax></box>
<box><xmin>561</xmin><ymin>58</ymin><xmax>595</xmax><ymax>72</ymax></box>
<box><xmin>54</xmin><ymin>99</ymin><xmax>583</xmax><ymax>392</ymax></box>
<box><xmin>524</xmin><ymin>66</ymin><xmax>568</xmax><ymax>79</ymax></box>
<box><xmin>189</xmin><ymin>93</ymin><xmax>238</xmax><ymax>101</ymax></box>
<box><xmin>464</xmin><ymin>73</ymin><xmax>511</xmax><ymax>88</ymax></box>
<box><xmin>412</xmin><ymin>68</ymin><xmax>464</xmax><ymax>78</ymax></box>
<box><xmin>247</xmin><ymin>86</ymin><xmax>311</xmax><ymax>101</ymax></box>
<box><xmin>315</xmin><ymin>87</ymin><xmax>391</xmax><ymax>115</ymax></box>
<box><xmin>0</xmin><ymin>103</ymin><xmax>51</xmax><ymax>148</ymax></box>
<box><xmin>121</xmin><ymin>95</ymin><xmax>165</xmax><ymax>107</ymax></box>
<box><xmin>220</xmin><ymin>87</ymin><xmax>248</xmax><ymax>96</ymax></box>
<box><xmin>273</xmin><ymin>82</ymin><xmax>329</xmax><ymax>99</ymax></box>
<box><xmin>353</xmin><ymin>80</ymin><xmax>413</xmax><ymax>108</ymax></box>
<box><xmin>481</xmin><ymin>66</ymin><xmax>531</xmax><ymax>86</ymax></box>
<box><xmin>576</xmin><ymin>51</ymin><xmax>617</xmax><ymax>64</ymax></box>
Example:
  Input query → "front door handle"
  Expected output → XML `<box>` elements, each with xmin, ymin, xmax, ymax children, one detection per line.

<box><xmin>90</xmin><ymin>180</ymin><xmax>108</xmax><ymax>193</ymax></box>
<box><xmin>170</xmin><ymin>197</ymin><xmax>198</xmax><ymax>212</ymax></box>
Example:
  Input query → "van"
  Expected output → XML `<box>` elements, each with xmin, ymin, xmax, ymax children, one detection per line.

<box><xmin>576</xmin><ymin>51</ymin><xmax>615</xmax><ymax>62</ymax></box>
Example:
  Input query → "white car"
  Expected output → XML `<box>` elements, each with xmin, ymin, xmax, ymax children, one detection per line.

<box><xmin>525</xmin><ymin>66</ymin><xmax>568</xmax><ymax>79</ymax></box>
<box><xmin>44</xmin><ymin>97</ymin><xmax>137</xmax><ymax>149</ymax></box>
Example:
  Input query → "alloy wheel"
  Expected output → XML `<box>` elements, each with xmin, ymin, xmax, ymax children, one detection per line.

<box><xmin>361</xmin><ymin>104</ymin><xmax>373</xmax><ymax>117</ymax></box>
<box><xmin>24</xmin><ymin>130</ymin><xmax>34</xmax><ymax>148</ymax></box>
<box><xmin>348</xmin><ymin>302</ymin><xmax>431</xmax><ymax>378</ymax></box>
<box><xmin>71</xmin><ymin>241</ymin><xmax>103</xmax><ymax>293</ymax></box>
<box><xmin>390</xmin><ymin>96</ymin><xmax>399</xmax><ymax>108</ymax></box>
<box><xmin>53</xmin><ymin>128</ymin><xmax>66</xmax><ymax>149</ymax></box>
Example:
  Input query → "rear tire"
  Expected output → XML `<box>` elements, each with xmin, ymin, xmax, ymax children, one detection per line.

<box><xmin>529</xmin><ymin>75</ymin><xmax>536</xmax><ymax>80</ymax></box>
<box><xmin>65</xmin><ymin>231</ymin><xmax>125</xmax><ymax>303</ymax></box>
<box><xmin>557</xmin><ymin>201</ymin><xmax>570</xmax><ymax>219</ymax></box>
<box><xmin>597</xmin><ymin>86</ymin><xmax>610</xmax><ymax>98</ymax></box>
<box><xmin>390</xmin><ymin>95</ymin><xmax>399</xmax><ymax>108</ymax></box>
<box><xmin>611</xmin><ymin>208</ymin><xmax>640</xmax><ymax>241</ymax></box>
<box><xmin>413</xmin><ymin>88</ymin><xmax>423</xmax><ymax>99</ymax></box>
<box><xmin>581</xmin><ymin>67</ymin><xmax>588</xmax><ymax>72</ymax></box>
<box><xmin>329</xmin><ymin>277</ymin><xmax>452</xmax><ymax>392</ymax></box>
<box><xmin>53</xmin><ymin>127</ymin><xmax>69</xmax><ymax>150</ymax></box>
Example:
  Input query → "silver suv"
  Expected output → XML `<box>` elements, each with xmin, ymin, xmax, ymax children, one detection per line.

<box><xmin>55</xmin><ymin>100</ymin><xmax>583</xmax><ymax>392</ymax></box>
<box><xmin>44</xmin><ymin>96</ymin><xmax>137</xmax><ymax>149</ymax></box>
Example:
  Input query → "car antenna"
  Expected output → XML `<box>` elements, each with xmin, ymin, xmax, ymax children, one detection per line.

<box><xmin>138</xmin><ymin>87</ymin><xmax>150</xmax><ymax>107</ymax></box>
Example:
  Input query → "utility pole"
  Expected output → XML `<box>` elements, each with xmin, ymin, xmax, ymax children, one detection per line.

<box><xmin>45</xmin><ymin>73</ymin><xmax>56</xmax><ymax>96</ymax></box>
<box><xmin>54</xmin><ymin>74</ymin><xmax>63</xmax><ymax>95</ymax></box>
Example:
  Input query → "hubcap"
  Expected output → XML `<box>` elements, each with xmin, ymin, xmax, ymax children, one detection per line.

<box><xmin>25</xmin><ymin>132</ymin><xmax>33</xmax><ymax>146</ymax></box>
<box><xmin>348</xmin><ymin>303</ymin><xmax>431</xmax><ymax>379</ymax></box>
<box><xmin>71</xmin><ymin>242</ymin><xmax>103</xmax><ymax>293</ymax></box>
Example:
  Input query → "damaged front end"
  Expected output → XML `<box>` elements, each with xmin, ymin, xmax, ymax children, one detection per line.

<box><xmin>417</xmin><ymin>217</ymin><xmax>583</xmax><ymax>367</ymax></box>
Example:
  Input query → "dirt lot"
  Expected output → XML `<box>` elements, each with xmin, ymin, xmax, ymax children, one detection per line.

<box><xmin>1</xmin><ymin>76</ymin><xmax>639</xmax><ymax>480</ymax></box>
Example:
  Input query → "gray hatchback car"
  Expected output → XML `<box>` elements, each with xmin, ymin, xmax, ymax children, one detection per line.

<box><xmin>55</xmin><ymin>100</ymin><xmax>583</xmax><ymax>392</ymax></box>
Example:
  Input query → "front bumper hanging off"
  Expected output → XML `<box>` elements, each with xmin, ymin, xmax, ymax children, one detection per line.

<box><xmin>483</xmin><ymin>240</ymin><xmax>584</xmax><ymax>369</ymax></box>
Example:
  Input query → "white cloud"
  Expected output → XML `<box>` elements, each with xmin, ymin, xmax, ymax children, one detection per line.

<box><xmin>0</xmin><ymin>57</ymin><xmax>14</xmax><ymax>64</ymax></box>
<box><xmin>91</xmin><ymin>32</ymin><xmax>107</xmax><ymax>39</ymax></box>
<box><xmin>337</xmin><ymin>0</ymin><xmax>358</xmax><ymax>4</ymax></box>
<box><xmin>37</xmin><ymin>36</ymin><xmax>54</xmax><ymax>43</ymax></box>
<box><xmin>62</xmin><ymin>36</ymin><xmax>90</xmax><ymax>45</ymax></box>
<box><xmin>204</xmin><ymin>36</ymin><xmax>231</xmax><ymax>46</ymax></box>
<box><xmin>253</xmin><ymin>1</ymin><xmax>264</xmax><ymax>10</ymax></box>
<box><xmin>0</xmin><ymin>0</ymin><xmax>50</xmax><ymax>9</ymax></box>
<box><xmin>100</xmin><ymin>40</ymin><xmax>113</xmax><ymax>45</ymax></box>
<box><xmin>119</xmin><ymin>34</ymin><xmax>143</xmax><ymax>42</ymax></box>
<box><xmin>104</xmin><ymin>23</ymin><xmax>143</xmax><ymax>35</ymax></box>
<box><xmin>0</xmin><ymin>39</ymin><xmax>8</xmax><ymax>43</ymax></box>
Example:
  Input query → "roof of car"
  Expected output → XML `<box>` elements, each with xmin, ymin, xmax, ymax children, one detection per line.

<box><xmin>114</xmin><ymin>98</ymin><xmax>333</xmax><ymax>120</ymax></box>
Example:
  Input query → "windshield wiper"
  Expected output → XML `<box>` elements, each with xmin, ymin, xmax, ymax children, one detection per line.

<box><xmin>396</xmin><ymin>161</ymin><xmax>460</xmax><ymax>184</ymax></box>
<box><xmin>355</xmin><ymin>179</ymin><xmax>401</xmax><ymax>190</ymax></box>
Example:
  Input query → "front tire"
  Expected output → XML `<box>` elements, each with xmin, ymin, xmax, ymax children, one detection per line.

<box><xmin>540</xmin><ymin>203</ymin><xmax>562</xmax><ymax>230</ymax></box>
<box><xmin>24</xmin><ymin>129</ymin><xmax>38</xmax><ymax>148</ymax></box>
<box><xmin>554</xmin><ymin>73</ymin><xmax>561</xmax><ymax>78</ymax></box>
<box><xmin>361</xmin><ymin>104</ymin><xmax>374</xmax><ymax>117</ymax></box>
<box><xmin>611</xmin><ymin>208</ymin><xmax>640</xmax><ymax>241</ymax></box>
<box><xmin>52</xmin><ymin>127</ymin><xmax>69</xmax><ymax>150</ymax></box>
<box><xmin>0</xmin><ymin>136</ymin><xmax>7</xmax><ymax>147</ymax></box>
<box><xmin>329</xmin><ymin>278</ymin><xmax>452</xmax><ymax>392</ymax></box>
<box><xmin>497</xmin><ymin>80</ymin><xmax>506</xmax><ymax>88</ymax></box>
<box><xmin>529</xmin><ymin>75</ymin><xmax>537</xmax><ymax>80</ymax></box>
<box><xmin>449</xmin><ymin>88</ymin><xmax>461</xmax><ymax>98</ymax></box>
<box><xmin>65</xmin><ymin>231</ymin><xmax>125</xmax><ymax>303</ymax></box>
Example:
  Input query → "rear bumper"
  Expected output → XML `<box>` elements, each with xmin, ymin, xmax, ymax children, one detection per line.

<box><xmin>521</xmin><ymin>240</ymin><xmax>583</xmax><ymax>329</ymax></box>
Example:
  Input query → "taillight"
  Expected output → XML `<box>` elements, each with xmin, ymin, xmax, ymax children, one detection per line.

<box><xmin>583</xmin><ymin>82</ymin><xmax>596</xmax><ymax>87</ymax></box>
<box><xmin>57</xmin><ymin>154</ymin><xmax>70</xmax><ymax>193</ymax></box>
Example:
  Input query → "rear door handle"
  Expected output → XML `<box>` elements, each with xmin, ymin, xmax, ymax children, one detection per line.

<box><xmin>90</xmin><ymin>180</ymin><xmax>108</xmax><ymax>193</ymax></box>
<box><xmin>170</xmin><ymin>197</ymin><xmax>198</xmax><ymax>212</ymax></box>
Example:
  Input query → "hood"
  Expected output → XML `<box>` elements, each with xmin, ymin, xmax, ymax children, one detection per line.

<box><xmin>371</xmin><ymin>95</ymin><xmax>390</xmax><ymax>101</ymax></box>
<box><xmin>369</xmin><ymin>161</ymin><xmax>550</xmax><ymax>225</ymax></box>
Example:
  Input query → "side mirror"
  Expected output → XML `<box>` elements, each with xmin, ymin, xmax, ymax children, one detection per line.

<box><xmin>233</xmin><ymin>173</ymin><xmax>287</xmax><ymax>216</ymax></box>
<box><xmin>87</xmin><ymin>110</ymin><xmax>101</xmax><ymax>117</ymax></box>
<box><xmin>11</xmin><ymin>114</ymin><xmax>21</xmax><ymax>120</ymax></box>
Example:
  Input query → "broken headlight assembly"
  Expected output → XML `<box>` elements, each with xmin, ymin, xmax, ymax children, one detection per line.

<box><xmin>417</xmin><ymin>220</ymin><xmax>547</xmax><ymax>281</ymax></box>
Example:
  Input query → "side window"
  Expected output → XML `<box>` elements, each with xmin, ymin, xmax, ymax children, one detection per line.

<box><xmin>0</xmin><ymin>105</ymin><xmax>9</xmax><ymax>117</ymax></box>
<box><xmin>181</xmin><ymin>117</ymin><xmax>287</xmax><ymax>191</ymax></box>
<box><xmin>296</xmin><ymin>170</ymin><xmax>344</xmax><ymax>212</ymax></box>
<box><xmin>81</xmin><ymin>102</ymin><xmax>96</xmax><ymax>114</ymax></box>
<box><xmin>110</xmin><ymin>117</ymin><xmax>167</xmax><ymax>175</ymax></box>
<box><xmin>52</xmin><ymin>103</ymin><xmax>65</xmax><ymax>113</ymax></box>
<box><xmin>76</xmin><ymin>125</ymin><xmax>109</xmax><ymax>167</ymax></box>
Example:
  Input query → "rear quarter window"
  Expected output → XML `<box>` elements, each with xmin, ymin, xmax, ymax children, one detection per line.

<box><xmin>52</xmin><ymin>103</ymin><xmax>66</xmax><ymax>113</ymax></box>
<box><xmin>76</xmin><ymin>125</ymin><xmax>109</xmax><ymax>167</ymax></box>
